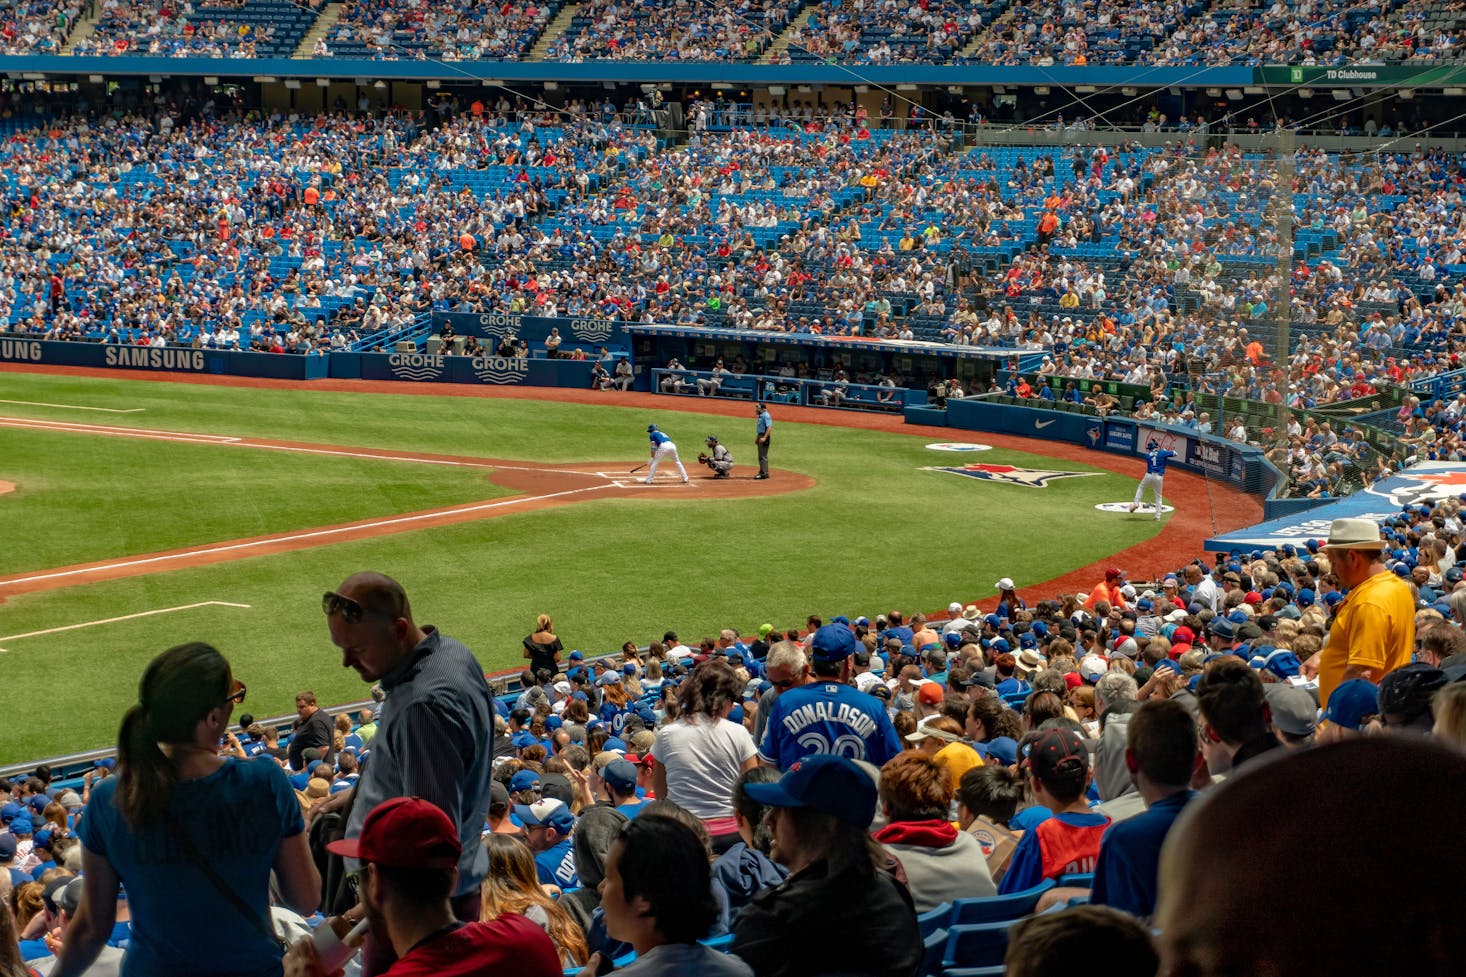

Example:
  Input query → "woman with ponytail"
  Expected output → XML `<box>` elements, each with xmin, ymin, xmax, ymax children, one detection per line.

<box><xmin>53</xmin><ymin>643</ymin><xmax>319</xmax><ymax>977</ymax></box>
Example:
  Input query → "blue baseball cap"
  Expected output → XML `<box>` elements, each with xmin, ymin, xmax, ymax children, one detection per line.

<box><xmin>509</xmin><ymin>770</ymin><xmax>541</xmax><ymax>793</ymax></box>
<box><xmin>514</xmin><ymin>799</ymin><xmax>575</xmax><ymax>834</ymax></box>
<box><xmin>1209</xmin><ymin>618</ymin><xmax>1236</xmax><ymax>641</ymax></box>
<box><xmin>0</xmin><ymin>802</ymin><xmax>19</xmax><ymax>823</ymax></box>
<box><xmin>991</xmin><ymin>638</ymin><xmax>1010</xmax><ymax>654</ymax></box>
<box><xmin>944</xmin><ymin>632</ymin><xmax>963</xmax><ymax>648</ymax></box>
<box><xmin>604</xmin><ymin>736</ymin><xmax>628</xmax><ymax>752</ymax></box>
<box><xmin>1296</xmin><ymin>589</ymin><xmax>1315</xmax><ymax>606</ymax></box>
<box><xmin>1323</xmin><ymin>591</ymin><xmax>1344</xmax><ymax>606</ymax></box>
<box><xmin>8</xmin><ymin>817</ymin><xmax>33</xmax><ymax>835</ymax></box>
<box><xmin>1323</xmin><ymin>679</ymin><xmax>1379</xmax><ymax>730</ymax></box>
<box><xmin>742</xmin><ymin>754</ymin><xmax>876</xmax><ymax>828</ymax></box>
<box><xmin>32</xmin><ymin>829</ymin><xmax>53</xmax><ymax>850</ymax></box>
<box><xmin>545</xmin><ymin>715</ymin><xmax>563</xmax><ymax>730</ymax></box>
<box><xmin>568</xmin><ymin>650</ymin><xmax>584</xmax><ymax>661</ymax></box>
<box><xmin>810</xmin><ymin>623</ymin><xmax>858</xmax><ymax>663</ymax></box>
<box><xmin>980</xmin><ymin>736</ymin><xmax>1019</xmax><ymax>766</ymax></box>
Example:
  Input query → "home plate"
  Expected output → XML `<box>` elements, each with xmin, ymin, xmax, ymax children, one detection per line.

<box><xmin>1096</xmin><ymin>502</ymin><xmax>1174</xmax><ymax>514</ymax></box>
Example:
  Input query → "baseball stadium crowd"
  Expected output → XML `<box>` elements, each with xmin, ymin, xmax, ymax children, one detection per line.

<box><xmin>6</xmin><ymin>0</ymin><xmax>1466</xmax><ymax>63</ymax></box>
<box><xmin>4</xmin><ymin>95</ymin><xmax>1466</xmax><ymax>500</ymax></box>
<box><xmin>7</xmin><ymin>501</ymin><xmax>1466</xmax><ymax>977</ymax></box>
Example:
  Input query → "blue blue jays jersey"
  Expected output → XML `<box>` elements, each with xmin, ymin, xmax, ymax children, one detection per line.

<box><xmin>758</xmin><ymin>681</ymin><xmax>902</xmax><ymax>770</ymax></box>
<box><xmin>1145</xmin><ymin>448</ymin><xmax>1176</xmax><ymax>476</ymax></box>
<box><xmin>650</xmin><ymin>430</ymin><xmax>672</xmax><ymax>447</ymax></box>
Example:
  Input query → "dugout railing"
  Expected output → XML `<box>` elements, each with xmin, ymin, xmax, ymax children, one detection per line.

<box><xmin>652</xmin><ymin>368</ymin><xmax>928</xmax><ymax>411</ymax></box>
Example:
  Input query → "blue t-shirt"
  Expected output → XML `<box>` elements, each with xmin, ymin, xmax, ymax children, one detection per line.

<box><xmin>79</xmin><ymin>757</ymin><xmax>304</xmax><ymax>977</ymax></box>
<box><xmin>757</xmin><ymin>681</ymin><xmax>903</xmax><ymax>770</ymax></box>
<box><xmin>1144</xmin><ymin>447</ymin><xmax>1176</xmax><ymax>476</ymax></box>
<box><xmin>533</xmin><ymin>837</ymin><xmax>578</xmax><ymax>889</ymax></box>
<box><xmin>1090</xmin><ymin>790</ymin><xmax>1196</xmax><ymax>919</ymax></box>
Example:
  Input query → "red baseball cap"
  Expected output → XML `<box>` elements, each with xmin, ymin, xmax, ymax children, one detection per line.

<box><xmin>327</xmin><ymin>797</ymin><xmax>460</xmax><ymax>869</ymax></box>
<box><xmin>917</xmin><ymin>681</ymin><xmax>945</xmax><ymax>705</ymax></box>
<box><xmin>1105</xmin><ymin>567</ymin><xmax>1123</xmax><ymax>579</ymax></box>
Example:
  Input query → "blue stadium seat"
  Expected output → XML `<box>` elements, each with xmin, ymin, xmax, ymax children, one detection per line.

<box><xmin>950</xmin><ymin>878</ymin><xmax>1055</xmax><ymax>924</ymax></box>
<box><xmin>941</xmin><ymin>922</ymin><xmax>1013</xmax><ymax>971</ymax></box>
<box><xmin>921</xmin><ymin>927</ymin><xmax>948</xmax><ymax>977</ymax></box>
<box><xmin>1057</xmin><ymin>872</ymin><xmax>1094</xmax><ymax>888</ymax></box>
<box><xmin>917</xmin><ymin>901</ymin><xmax>952</xmax><ymax>938</ymax></box>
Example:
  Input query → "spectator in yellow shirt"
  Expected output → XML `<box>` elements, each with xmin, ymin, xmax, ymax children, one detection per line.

<box><xmin>1302</xmin><ymin>518</ymin><xmax>1415</xmax><ymax>707</ymax></box>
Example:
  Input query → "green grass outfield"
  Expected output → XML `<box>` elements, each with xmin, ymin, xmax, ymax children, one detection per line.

<box><xmin>0</xmin><ymin>371</ymin><xmax>1160</xmax><ymax>761</ymax></box>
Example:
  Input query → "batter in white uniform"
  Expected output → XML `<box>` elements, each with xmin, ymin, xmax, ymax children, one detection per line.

<box><xmin>645</xmin><ymin>424</ymin><xmax>689</xmax><ymax>484</ymax></box>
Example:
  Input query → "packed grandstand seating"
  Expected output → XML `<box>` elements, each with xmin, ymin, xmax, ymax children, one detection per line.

<box><xmin>547</xmin><ymin>0</ymin><xmax>801</xmax><ymax>61</ymax></box>
<box><xmin>74</xmin><ymin>0</ymin><xmax>321</xmax><ymax>57</ymax></box>
<box><xmin>323</xmin><ymin>0</ymin><xmax>559</xmax><ymax>61</ymax></box>
<box><xmin>5</xmin><ymin>0</ymin><xmax>1466</xmax><ymax>61</ymax></box>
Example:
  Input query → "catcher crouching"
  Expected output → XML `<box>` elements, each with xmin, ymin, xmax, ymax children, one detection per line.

<box><xmin>699</xmin><ymin>435</ymin><xmax>733</xmax><ymax>478</ymax></box>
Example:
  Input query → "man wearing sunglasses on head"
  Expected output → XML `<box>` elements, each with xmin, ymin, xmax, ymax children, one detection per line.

<box><xmin>315</xmin><ymin>572</ymin><xmax>496</xmax><ymax>977</ymax></box>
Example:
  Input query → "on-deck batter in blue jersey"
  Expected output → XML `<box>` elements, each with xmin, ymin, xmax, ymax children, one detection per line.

<box><xmin>1132</xmin><ymin>440</ymin><xmax>1176</xmax><ymax>519</ymax></box>
<box><xmin>757</xmin><ymin>681</ymin><xmax>903</xmax><ymax>770</ymax></box>
<box><xmin>1144</xmin><ymin>447</ymin><xmax>1176</xmax><ymax>475</ymax></box>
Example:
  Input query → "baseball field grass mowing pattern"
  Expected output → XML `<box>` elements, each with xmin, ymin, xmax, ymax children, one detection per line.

<box><xmin>0</xmin><ymin>372</ymin><xmax>1162</xmax><ymax>760</ymax></box>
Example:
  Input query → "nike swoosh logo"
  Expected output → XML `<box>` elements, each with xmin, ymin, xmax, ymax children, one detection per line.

<box><xmin>1035</xmin><ymin>419</ymin><xmax>1057</xmax><ymax>429</ymax></box>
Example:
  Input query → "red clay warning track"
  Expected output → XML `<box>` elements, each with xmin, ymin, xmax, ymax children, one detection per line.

<box><xmin>0</xmin><ymin>363</ymin><xmax>1261</xmax><ymax>607</ymax></box>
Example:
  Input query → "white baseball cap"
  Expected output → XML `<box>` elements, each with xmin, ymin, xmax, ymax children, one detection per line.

<box><xmin>995</xmin><ymin>577</ymin><xmax>1016</xmax><ymax>591</ymax></box>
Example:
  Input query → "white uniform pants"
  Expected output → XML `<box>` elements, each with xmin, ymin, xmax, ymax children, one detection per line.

<box><xmin>1133</xmin><ymin>473</ymin><xmax>1164</xmax><ymax>518</ymax></box>
<box><xmin>647</xmin><ymin>442</ymin><xmax>687</xmax><ymax>482</ymax></box>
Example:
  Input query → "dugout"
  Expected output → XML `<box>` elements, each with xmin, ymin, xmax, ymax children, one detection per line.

<box><xmin>625</xmin><ymin>323</ymin><xmax>1032</xmax><ymax>394</ymax></box>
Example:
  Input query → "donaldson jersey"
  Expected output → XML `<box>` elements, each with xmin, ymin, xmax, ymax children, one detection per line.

<box><xmin>650</xmin><ymin>430</ymin><xmax>672</xmax><ymax>447</ymax></box>
<box><xmin>1144</xmin><ymin>448</ymin><xmax>1176</xmax><ymax>476</ymax></box>
<box><xmin>758</xmin><ymin>681</ymin><xmax>903</xmax><ymax>770</ymax></box>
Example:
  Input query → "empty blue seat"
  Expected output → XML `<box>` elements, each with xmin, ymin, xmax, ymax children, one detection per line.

<box><xmin>917</xmin><ymin>902</ymin><xmax>952</xmax><ymax>938</ymax></box>
<box><xmin>942</xmin><ymin>921</ymin><xmax>1012</xmax><ymax>971</ymax></box>
<box><xmin>951</xmin><ymin>878</ymin><xmax>1055</xmax><ymax>924</ymax></box>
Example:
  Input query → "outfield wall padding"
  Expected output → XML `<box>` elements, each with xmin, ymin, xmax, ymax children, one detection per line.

<box><xmin>331</xmin><ymin>351</ymin><xmax>598</xmax><ymax>388</ymax></box>
<box><xmin>938</xmin><ymin>400</ymin><xmax>1274</xmax><ymax>495</ymax></box>
<box><xmin>0</xmin><ymin>338</ymin><xmax>330</xmax><ymax>379</ymax></box>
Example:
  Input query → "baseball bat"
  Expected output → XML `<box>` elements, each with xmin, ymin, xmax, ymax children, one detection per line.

<box><xmin>629</xmin><ymin>462</ymin><xmax>647</xmax><ymax>474</ymax></box>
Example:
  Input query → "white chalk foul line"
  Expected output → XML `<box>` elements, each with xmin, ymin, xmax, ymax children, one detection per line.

<box><xmin>0</xmin><ymin>416</ymin><xmax>500</xmax><ymax>468</ymax></box>
<box><xmin>0</xmin><ymin>416</ymin><xmax>241</xmax><ymax>444</ymax></box>
<box><xmin>0</xmin><ymin>399</ymin><xmax>146</xmax><ymax>413</ymax></box>
<box><xmin>0</xmin><ymin>484</ymin><xmax>615</xmax><ymax>590</ymax></box>
<box><xmin>0</xmin><ymin>600</ymin><xmax>253</xmax><ymax>645</ymax></box>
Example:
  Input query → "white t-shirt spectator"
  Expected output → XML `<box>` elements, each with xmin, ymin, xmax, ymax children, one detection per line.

<box><xmin>652</xmin><ymin>717</ymin><xmax>756</xmax><ymax>819</ymax></box>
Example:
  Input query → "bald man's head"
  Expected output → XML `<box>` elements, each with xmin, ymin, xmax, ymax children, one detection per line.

<box><xmin>1157</xmin><ymin>738</ymin><xmax>1466</xmax><ymax>977</ymax></box>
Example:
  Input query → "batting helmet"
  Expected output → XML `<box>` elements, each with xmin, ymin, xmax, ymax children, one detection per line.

<box><xmin>647</xmin><ymin>424</ymin><xmax>659</xmax><ymax>433</ymax></box>
<box><xmin>706</xmin><ymin>435</ymin><xmax>718</xmax><ymax>444</ymax></box>
<box><xmin>1148</xmin><ymin>438</ymin><xmax>1159</xmax><ymax>449</ymax></box>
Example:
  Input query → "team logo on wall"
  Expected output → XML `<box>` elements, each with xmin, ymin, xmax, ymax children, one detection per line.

<box><xmin>922</xmin><ymin>463</ymin><xmax>1101</xmax><ymax>488</ymax></box>
<box><xmin>388</xmin><ymin>353</ymin><xmax>445</xmax><ymax>382</ymax></box>
<box><xmin>925</xmin><ymin>442</ymin><xmax>993</xmax><ymax>452</ymax></box>
<box><xmin>471</xmin><ymin>356</ymin><xmax>529</xmax><ymax>385</ymax></box>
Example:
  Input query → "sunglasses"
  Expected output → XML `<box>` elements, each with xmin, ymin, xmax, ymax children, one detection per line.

<box><xmin>770</xmin><ymin>677</ymin><xmax>800</xmax><ymax>690</ymax></box>
<box><xmin>226</xmin><ymin>679</ymin><xmax>247</xmax><ymax>706</ymax></box>
<box><xmin>322</xmin><ymin>591</ymin><xmax>396</xmax><ymax>624</ymax></box>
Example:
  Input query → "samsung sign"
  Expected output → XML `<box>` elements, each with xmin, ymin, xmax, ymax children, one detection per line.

<box><xmin>103</xmin><ymin>347</ymin><xmax>208</xmax><ymax>371</ymax></box>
